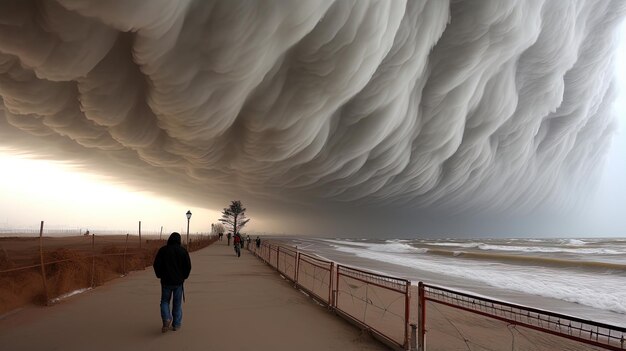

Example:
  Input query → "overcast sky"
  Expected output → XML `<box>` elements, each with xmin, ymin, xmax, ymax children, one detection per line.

<box><xmin>0</xmin><ymin>1</ymin><xmax>625</xmax><ymax>238</ymax></box>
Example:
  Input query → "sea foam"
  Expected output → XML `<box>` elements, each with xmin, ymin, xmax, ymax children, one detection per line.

<box><xmin>332</xmin><ymin>244</ymin><xmax>626</xmax><ymax>316</ymax></box>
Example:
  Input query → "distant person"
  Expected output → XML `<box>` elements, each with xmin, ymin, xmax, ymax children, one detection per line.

<box><xmin>218</xmin><ymin>232</ymin><xmax>223</xmax><ymax>241</ymax></box>
<box><xmin>153</xmin><ymin>232</ymin><xmax>192</xmax><ymax>333</ymax></box>
<box><xmin>227</xmin><ymin>232</ymin><xmax>232</xmax><ymax>246</ymax></box>
<box><xmin>246</xmin><ymin>235</ymin><xmax>251</xmax><ymax>249</ymax></box>
<box><xmin>235</xmin><ymin>232</ymin><xmax>243</xmax><ymax>246</ymax></box>
<box><xmin>233</xmin><ymin>233</ymin><xmax>242</xmax><ymax>257</ymax></box>
<box><xmin>256</xmin><ymin>236</ymin><xmax>261</xmax><ymax>249</ymax></box>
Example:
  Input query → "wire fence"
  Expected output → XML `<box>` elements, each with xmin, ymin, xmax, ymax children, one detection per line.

<box><xmin>0</xmin><ymin>222</ymin><xmax>216</xmax><ymax>314</ymax></box>
<box><xmin>248</xmin><ymin>241</ymin><xmax>626</xmax><ymax>351</ymax></box>
<box><xmin>297</xmin><ymin>252</ymin><xmax>334</xmax><ymax>305</ymax></box>
<box><xmin>335</xmin><ymin>265</ymin><xmax>411</xmax><ymax>349</ymax></box>
<box><xmin>420</xmin><ymin>283</ymin><xmax>626</xmax><ymax>351</ymax></box>
<box><xmin>249</xmin><ymin>241</ymin><xmax>411</xmax><ymax>350</ymax></box>
<box><xmin>0</xmin><ymin>227</ymin><xmax>180</xmax><ymax>237</ymax></box>
<box><xmin>276</xmin><ymin>246</ymin><xmax>298</xmax><ymax>282</ymax></box>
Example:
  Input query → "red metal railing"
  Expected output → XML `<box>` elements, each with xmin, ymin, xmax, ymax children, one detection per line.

<box><xmin>249</xmin><ymin>241</ymin><xmax>411</xmax><ymax>349</ymax></box>
<box><xmin>297</xmin><ymin>252</ymin><xmax>334</xmax><ymax>305</ymax></box>
<box><xmin>268</xmin><ymin>245</ymin><xmax>278</xmax><ymax>269</ymax></box>
<box><xmin>249</xmin><ymin>241</ymin><xmax>626</xmax><ymax>351</ymax></box>
<box><xmin>421</xmin><ymin>283</ymin><xmax>626</xmax><ymax>351</ymax></box>
<box><xmin>277</xmin><ymin>246</ymin><xmax>297</xmax><ymax>281</ymax></box>
<box><xmin>335</xmin><ymin>264</ymin><xmax>411</xmax><ymax>349</ymax></box>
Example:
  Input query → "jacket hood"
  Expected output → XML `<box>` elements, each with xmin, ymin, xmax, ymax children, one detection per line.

<box><xmin>167</xmin><ymin>232</ymin><xmax>182</xmax><ymax>245</ymax></box>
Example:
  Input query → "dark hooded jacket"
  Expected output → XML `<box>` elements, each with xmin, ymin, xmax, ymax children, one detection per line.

<box><xmin>153</xmin><ymin>232</ymin><xmax>192</xmax><ymax>286</ymax></box>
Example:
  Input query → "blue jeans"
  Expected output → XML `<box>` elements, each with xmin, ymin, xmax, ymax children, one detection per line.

<box><xmin>160</xmin><ymin>284</ymin><xmax>183</xmax><ymax>327</ymax></box>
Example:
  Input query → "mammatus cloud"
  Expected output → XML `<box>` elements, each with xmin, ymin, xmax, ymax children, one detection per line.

<box><xmin>1</xmin><ymin>0</ymin><xmax>624</xmax><ymax>222</ymax></box>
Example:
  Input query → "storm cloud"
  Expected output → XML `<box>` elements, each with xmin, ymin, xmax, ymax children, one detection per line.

<box><xmin>1</xmin><ymin>0</ymin><xmax>624</xmax><ymax>229</ymax></box>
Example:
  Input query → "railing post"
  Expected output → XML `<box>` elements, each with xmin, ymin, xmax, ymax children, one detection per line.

<box><xmin>294</xmin><ymin>252</ymin><xmax>300</xmax><ymax>284</ymax></box>
<box><xmin>405</xmin><ymin>282</ymin><xmax>411</xmax><ymax>350</ymax></box>
<box><xmin>276</xmin><ymin>246</ymin><xmax>280</xmax><ymax>270</ymax></box>
<box><xmin>334</xmin><ymin>264</ymin><xmax>340</xmax><ymax>308</ymax></box>
<box><xmin>38</xmin><ymin>221</ymin><xmax>49</xmax><ymax>306</ymax></box>
<box><xmin>329</xmin><ymin>262</ymin><xmax>334</xmax><ymax>306</ymax></box>
<box><xmin>418</xmin><ymin>282</ymin><xmax>425</xmax><ymax>351</ymax></box>
<box><xmin>410</xmin><ymin>324</ymin><xmax>418</xmax><ymax>351</ymax></box>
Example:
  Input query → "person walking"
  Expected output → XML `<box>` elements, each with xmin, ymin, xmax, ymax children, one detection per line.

<box><xmin>153</xmin><ymin>232</ymin><xmax>192</xmax><ymax>333</ymax></box>
<box><xmin>227</xmin><ymin>232</ymin><xmax>232</xmax><ymax>246</ymax></box>
<box><xmin>233</xmin><ymin>233</ymin><xmax>242</xmax><ymax>257</ymax></box>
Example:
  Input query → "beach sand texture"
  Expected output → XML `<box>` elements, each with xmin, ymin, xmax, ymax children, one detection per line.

<box><xmin>0</xmin><ymin>241</ymin><xmax>387</xmax><ymax>351</ymax></box>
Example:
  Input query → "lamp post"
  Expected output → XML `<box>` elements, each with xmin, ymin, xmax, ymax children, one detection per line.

<box><xmin>186</xmin><ymin>210</ymin><xmax>192</xmax><ymax>248</ymax></box>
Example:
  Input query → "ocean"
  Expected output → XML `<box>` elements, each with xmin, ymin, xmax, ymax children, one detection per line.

<box><xmin>281</xmin><ymin>237</ymin><xmax>626</xmax><ymax>327</ymax></box>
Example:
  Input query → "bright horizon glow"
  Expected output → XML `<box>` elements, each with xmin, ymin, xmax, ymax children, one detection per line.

<box><xmin>0</xmin><ymin>151</ymin><xmax>226</xmax><ymax>234</ymax></box>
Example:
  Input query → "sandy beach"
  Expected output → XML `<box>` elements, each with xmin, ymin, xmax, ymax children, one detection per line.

<box><xmin>0</xmin><ymin>241</ymin><xmax>387</xmax><ymax>351</ymax></box>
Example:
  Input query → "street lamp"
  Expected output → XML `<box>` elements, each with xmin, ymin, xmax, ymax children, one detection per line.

<box><xmin>186</xmin><ymin>210</ymin><xmax>192</xmax><ymax>248</ymax></box>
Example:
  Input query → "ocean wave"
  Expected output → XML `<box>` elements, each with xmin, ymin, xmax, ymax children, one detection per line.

<box><xmin>424</xmin><ymin>242</ymin><xmax>483</xmax><ymax>248</ymax></box>
<box><xmin>423</xmin><ymin>240</ymin><xmax>625</xmax><ymax>254</ymax></box>
<box><xmin>323</xmin><ymin>239</ymin><xmax>427</xmax><ymax>254</ymax></box>
<box><xmin>427</xmin><ymin>249</ymin><xmax>626</xmax><ymax>270</ymax></box>
<box><xmin>332</xmin><ymin>246</ymin><xmax>626</xmax><ymax>316</ymax></box>
<box><xmin>476</xmin><ymin>244</ymin><xmax>624</xmax><ymax>255</ymax></box>
<box><xmin>563</xmin><ymin>239</ymin><xmax>587</xmax><ymax>246</ymax></box>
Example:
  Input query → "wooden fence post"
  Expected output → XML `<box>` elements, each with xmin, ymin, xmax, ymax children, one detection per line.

<box><xmin>138</xmin><ymin>221</ymin><xmax>142</xmax><ymax>249</ymax></box>
<box><xmin>38</xmin><ymin>221</ymin><xmax>49</xmax><ymax>306</ymax></box>
<box><xmin>123</xmin><ymin>233</ymin><xmax>129</xmax><ymax>275</ymax></box>
<box><xmin>91</xmin><ymin>233</ymin><xmax>95</xmax><ymax>288</ymax></box>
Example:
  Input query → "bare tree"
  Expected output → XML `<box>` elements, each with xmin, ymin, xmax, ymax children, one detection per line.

<box><xmin>219</xmin><ymin>200</ymin><xmax>250</xmax><ymax>235</ymax></box>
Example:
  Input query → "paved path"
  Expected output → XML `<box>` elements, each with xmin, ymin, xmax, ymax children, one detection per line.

<box><xmin>0</xmin><ymin>242</ymin><xmax>387</xmax><ymax>351</ymax></box>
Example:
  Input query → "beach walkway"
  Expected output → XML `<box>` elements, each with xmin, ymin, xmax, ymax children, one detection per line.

<box><xmin>0</xmin><ymin>241</ymin><xmax>387</xmax><ymax>351</ymax></box>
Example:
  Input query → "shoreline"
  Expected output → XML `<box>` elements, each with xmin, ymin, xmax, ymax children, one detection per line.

<box><xmin>257</xmin><ymin>239</ymin><xmax>625</xmax><ymax>350</ymax></box>
<box><xmin>282</xmin><ymin>236</ymin><xmax>626</xmax><ymax>328</ymax></box>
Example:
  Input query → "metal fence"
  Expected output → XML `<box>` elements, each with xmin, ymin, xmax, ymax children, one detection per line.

<box><xmin>420</xmin><ymin>283</ymin><xmax>626</xmax><ymax>351</ymax></box>
<box><xmin>276</xmin><ymin>246</ymin><xmax>298</xmax><ymax>282</ymax></box>
<box><xmin>335</xmin><ymin>265</ymin><xmax>411</xmax><ymax>349</ymax></box>
<box><xmin>248</xmin><ymin>241</ymin><xmax>626</xmax><ymax>351</ymax></box>
<box><xmin>249</xmin><ymin>241</ymin><xmax>411</xmax><ymax>350</ymax></box>
<box><xmin>297</xmin><ymin>252</ymin><xmax>334</xmax><ymax>305</ymax></box>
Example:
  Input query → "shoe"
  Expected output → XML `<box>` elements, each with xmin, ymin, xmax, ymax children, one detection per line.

<box><xmin>172</xmin><ymin>325</ymin><xmax>180</xmax><ymax>331</ymax></box>
<box><xmin>162</xmin><ymin>319</ymin><xmax>172</xmax><ymax>333</ymax></box>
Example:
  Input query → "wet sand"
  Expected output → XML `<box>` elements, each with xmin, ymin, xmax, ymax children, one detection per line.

<box><xmin>0</xmin><ymin>241</ymin><xmax>386</xmax><ymax>351</ymax></box>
